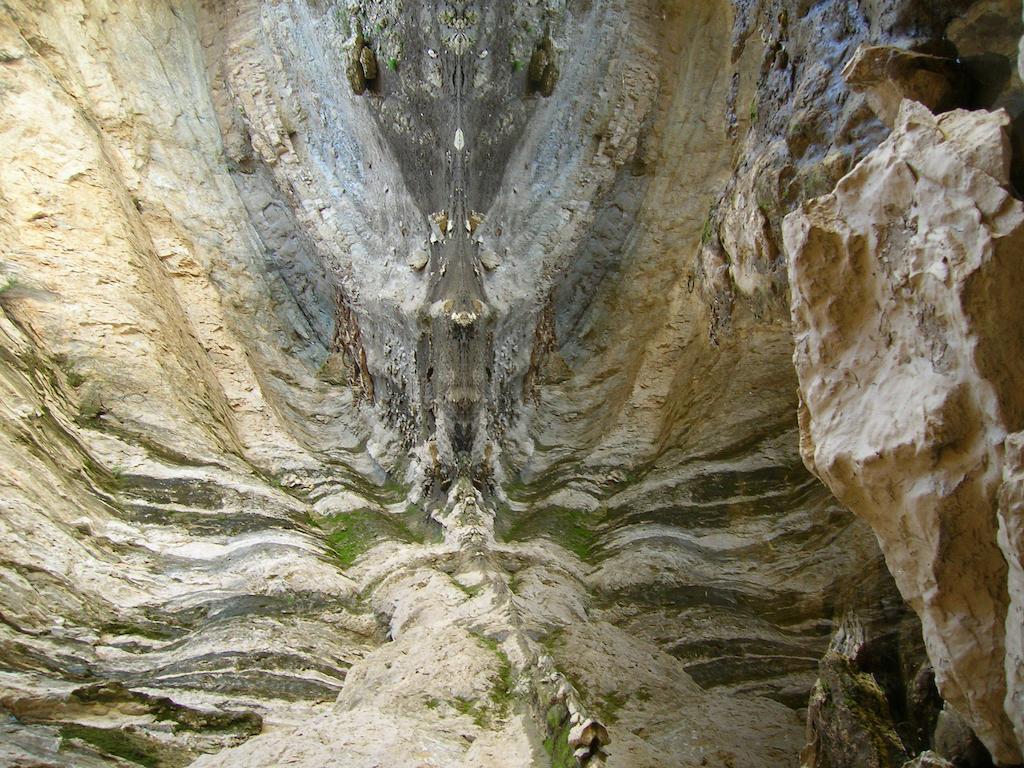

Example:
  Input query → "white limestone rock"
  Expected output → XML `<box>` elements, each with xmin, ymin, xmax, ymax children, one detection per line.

<box><xmin>785</xmin><ymin>100</ymin><xmax>1024</xmax><ymax>764</ymax></box>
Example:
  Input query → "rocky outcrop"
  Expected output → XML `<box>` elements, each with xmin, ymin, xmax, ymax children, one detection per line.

<box><xmin>842</xmin><ymin>44</ymin><xmax>968</xmax><ymax>128</ymax></box>
<box><xmin>905</xmin><ymin>753</ymin><xmax>957</xmax><ymax>768</ymax></box>
<box><xmin>785</xmin><ymin>99</ymin><xmax>1024</xmax><ymax>763</ymax></box>
<box><xmin>800</xmin><ymin>610</ymin><xmax>954</xmax><ymax>768</ymax></box>
<box><xmin>0</xmin><ymin>1</ymin><xmax>835</xmax><ymax>763</ymax></box>
<box><xmin>802</xmin><ymin>619</ymin><xmax>910</xmax><ymax>768</ymax></box>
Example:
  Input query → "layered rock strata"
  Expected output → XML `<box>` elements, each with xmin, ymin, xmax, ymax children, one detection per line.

<box><xmin>0</xmin><ymin>0</ymin><xmax>1021</xmax><ymax>766</ymax></box>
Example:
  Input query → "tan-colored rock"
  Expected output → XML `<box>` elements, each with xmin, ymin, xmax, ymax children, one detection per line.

<box><xmin>528</xmin><ymin>45</ymin><xmax>549</xmax><ymax>84</ymax></box>
<box><xmin>568</xmin><ymin>717</ymin><xmax>611</xmax><ymax>750</ymax></box>
<box><xmin>842</xmin><ymin>45</ymin><xmax>966</xmax><ymax>128</ymax></box>
<box><xmin>3</xmin><ymin>1</ymin><xmax>1016</xmax><ymax>767</ymax></box>
<box><xmin>360</xmin><ymin>44</ymin><xmax>378</xmax><ymax>82</ymax></box>
<box><xmin>479</xmin><ymin>245</ymin><xmax>502</xmax><ymax>270</ymax></box>
<box><xmin>347</xmin><ymin>50</ymin><xmax>367</xmax><ymax>95</ymax></box>
<box><xmin>998</xmin><ymin>432</ymin><xmax>1024</xmax><ymax>752</ymax></box>
<box><xmin>785</xmin><ymin>100</ymin><xmax>1024</xmax><ymax>764</ymax></box>
<box><xmin>429</xmin><ymin>210</ymin><xmax>449</xmax><ymax>243</ymax></box>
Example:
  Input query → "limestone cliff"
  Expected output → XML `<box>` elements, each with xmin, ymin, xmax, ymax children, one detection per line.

<box><xmin>786</xmin><ymin>94</ymin><xmax>1024</xmax><ymax>765</ymax></box>
<box><xmin>0</xmin><ymin>0</ymin><xmax>1021</xmax><ymax>767</ymax></box>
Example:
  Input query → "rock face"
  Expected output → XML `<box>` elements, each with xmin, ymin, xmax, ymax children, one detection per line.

<box><xmin>785</xmin><ymin>100</ymin><xmax>1024</xmax><ymax>763</ymax></box>
<box><xmin>0</xmin><ymin>0</ymin><xmax>1021</xmax><ymax>766</ymax></box>
<box><xmin>842</xmin><ymin>44</ymin><xmax>968</xmax><ymax>128</ymax></box>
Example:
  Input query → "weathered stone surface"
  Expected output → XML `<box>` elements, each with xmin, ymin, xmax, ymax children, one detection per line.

<box><xmin>785</xmin><ymin>99</ymin><xmax>1024</xmax><ymax>764</ymax></box>
<box><xmin>999</xmin><ymin>431</ymin><xmax>1024</xmax><ymax>753</ymax></box>
<box><xmin>903</xmin><ymin>751</ymin><xmax>955</xmax><ymax>768</ymax></box>
<box><xmin>499</xmin><ymin>0</ymin><xmax>964</xmax><ymax>737</ymax></box>
<box><xmin>842</xmin><ymin>44</ymin><xmax>967</xmax><ymax>127</ymax></box>
<box><xmin>803</xmin><ymin>653</ymin><xmax>909</xmax><ymax>768</ymax></box>
<box><xmin>1</xmin><ymin>0</ymin><xmax>1022</xmax><ymax>766</ymax></box>
<box><xmin>568</xmin><ymin>717</ymin><xmax>611</xmax><ymax>750</ymax></box>
<box><xmin>801</xmin><ymin>618</ymin><xmax>910</xmax><ymax>768</ymax></box>
<box><xmin>359</xmin><ymin>44</ymin><xmax>378</xmax><ymax>82</ymax></box>
<box><xmin>933</xmin><ymin>705</ymin><xmax>995</xmax><ymax>766</ymax></box>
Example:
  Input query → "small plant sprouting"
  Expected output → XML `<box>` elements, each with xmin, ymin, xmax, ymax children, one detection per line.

<box><xmin>701</xmin><ymin>204</ymin><xmax>717</xmax><ymax>246</ymax></box>
<box><xmin>110</xmin><ymin>464</ymin><xmax>128</xmax><ymax>484</ymax></box>
<box><xmin>387</xmin><ymin>56</ymin><xmax>398</xmax><ymax>71</ymax></box>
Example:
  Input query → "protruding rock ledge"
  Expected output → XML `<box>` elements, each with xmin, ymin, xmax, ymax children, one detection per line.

<box><xmin>785</xmin><ymin>99</ymin><xmax>1024</xmax><ymax>765</ymax></box>
<box><xmin>842</xmin><ymin>44</ymin><xmax>969</xmax><ymax>127</ymax></box>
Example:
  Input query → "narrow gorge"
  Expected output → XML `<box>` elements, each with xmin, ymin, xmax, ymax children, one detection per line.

<box><xmin>0</xmin><ymin>1</ymin><xmax>1022</xmax><ymax>767</ymax></box>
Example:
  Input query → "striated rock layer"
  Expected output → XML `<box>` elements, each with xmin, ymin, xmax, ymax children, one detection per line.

<box><xmin>0</xmin><ymin>0</ymin><xmax>1021</xmax><ymax>766</ymax></box>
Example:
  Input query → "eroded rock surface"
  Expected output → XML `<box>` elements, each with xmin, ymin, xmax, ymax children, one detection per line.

<box><xmin>0</xmin><ymin>0</ymin><xmax>1021</xmax><ymax>766</ymax></box>
<box><xmin>786</xmin><ymin>100</ymin><xmax>1024</xmax><ymax>763</ymax></box>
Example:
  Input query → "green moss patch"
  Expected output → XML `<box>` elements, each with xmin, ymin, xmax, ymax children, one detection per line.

<box><xmin>59</xmin><ymin>723</ymin><xmax>190</xmax><ymax>767</ymax></box>
<box><xmin>497</xmin><ymin>505</ymin><xmax>598</xmax><ymax>561</ymax></box>
<box><xmin>99</xmin><ymin>620</ymin><xmax>182</xmax><ymax>642</ymax></box>
<box><xmin>542</xmin><ymin>714</ymin><xmax>577</xmax><ymax>768</ymax></box>
<box><xmin>322</xmin><ymin>508</ymin><xmax>425</xmax><ymax>568</ymax></box>
<box><xmin>438</xmin><ymin>635</ymin><xmax>519</xmax><ymax>730</ymax></box>
<box><xmin>451</xmin><ymin>696</ymin><xmax>490</xmax><ymax>728</ymax></box>
<box><xmin>485</xmin><ymin>644</ymin><xmax>515</xmax><ymax>716</ymax></box>
<box><xmin>69</xmin><ymin>683</ymin><xmax>263</xmax><ymax>737</ymax></box>
<box><xmin>596</xmin><ymin>690</ymin><xmax>628</xmax><ymax>724</ymax></box>
<box><xmin>475</xmin><ymin>633</ymin><xmax>516</xmax><ymax>719</ymax></box>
